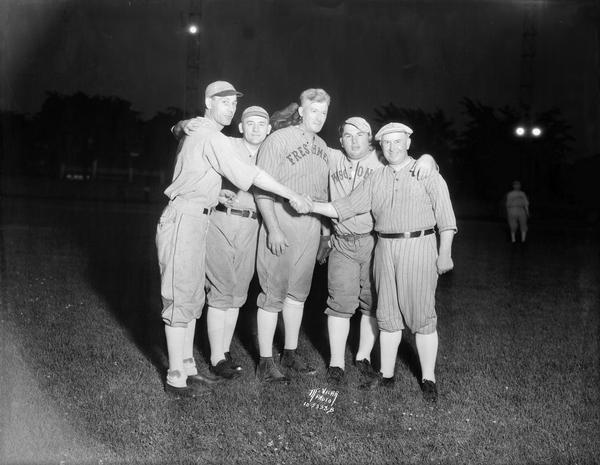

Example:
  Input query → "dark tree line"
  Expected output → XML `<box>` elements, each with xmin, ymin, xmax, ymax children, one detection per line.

<box><xmin>2</xmin><ymin>91</ymin><xmax>594</xmax><ymax>211</ymax></box>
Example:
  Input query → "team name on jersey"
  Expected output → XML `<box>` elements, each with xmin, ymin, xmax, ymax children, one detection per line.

<box><xmin>285</xmin><ymin>142</ymin><xmax>329</xmax><ymax>166</ymax></box>
<box><xmin>330</xmin><ymin>165</ymin><xmax>375</xmax><ymax>184</ymax></box>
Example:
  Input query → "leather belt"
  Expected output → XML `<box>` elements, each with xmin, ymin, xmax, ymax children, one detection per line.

<box><xmin>215</xmin><ymin>204</ymin><xmax>257</xmax><ymax>219</ymax></box>
<box><xmin>336</xmin><ymin>232</ymin><xmax>373</xmax><ymax>240</ymax></box>
<box><xmin>201</xmin><ymin>207</ymin><xmax>213</xmax><ymax>215</ymax></box>
<box><xmin>377</xmin><ymin>228</ymin><xmax>435</xmax><ymax>239</ymax></box>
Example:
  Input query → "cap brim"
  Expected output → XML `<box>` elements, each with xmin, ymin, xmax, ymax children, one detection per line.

<box><xmin>210</xmin><ymin>90</ymin><xmax>244</xmax><ymax>98</ymax></box>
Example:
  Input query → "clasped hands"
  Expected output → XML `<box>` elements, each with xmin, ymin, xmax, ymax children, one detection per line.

<box><xmin>289</xmin><ymin>193</ymin><xmax>314</xmax><ymax>214</ymax></box>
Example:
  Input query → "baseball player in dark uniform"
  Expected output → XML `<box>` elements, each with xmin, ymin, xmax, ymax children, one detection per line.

<box><xmin>157</xmin><ymin>81</ymin><xmax>310</xmax><ymax>397</ymax></box>
<box><xmin>254</xmin><ymin>88</ymin><xmax>331</xmax><ymax>383</ymax></box>
<box><xmin>298</xmin><ymin>122</ymin><xmax>456</xmax><ymax>402</ymax></box>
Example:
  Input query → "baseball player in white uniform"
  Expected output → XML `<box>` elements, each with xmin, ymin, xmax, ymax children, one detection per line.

<box><xmin>298</xmin><ymin>122</ymin><xmax>456</xmax><ymax>402</ymax></box>
<box><xmin>505</xmin><ymin>180</ymin><xmax>529</xmax><ymax>243</ymax></box>
<box><xmin>254</xmin><ymin>88</ymin><xmax>331</xmax><ymax>383</ymax></box>
<box><xmin>157</xmin><ymin>81</ymin><xmax>310</xmax><ymax>397</ymax></box>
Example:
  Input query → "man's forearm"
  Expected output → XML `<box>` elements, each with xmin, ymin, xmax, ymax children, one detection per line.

<box><xmin>438</xmin><ymin>229</ymin><xmax>455</xmax><ymax>256</ymax></box>
<box><xmin>255</xmin><ymin>197</ymin><xmax>281</xmax><ymax>233</ymax></box>
<box><xmin>253</xmin><ymin>168</ymin><xmax>295</xmax><ymax>201</ymax></box>
<box><xmin>312</xmin><ymin>202</ymin><xmax>339</xmax><ymax>219</ymax></box>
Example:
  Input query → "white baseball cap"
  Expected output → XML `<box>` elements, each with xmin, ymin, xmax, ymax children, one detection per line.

<box><xmin>344</xmin><ymin>116</ymin><xmax>372</xmax><ymax>134</ymax></box>
<box><xmin>374</xmin><ymin>122</ymin><xmax>413</xmax><ymax>141</ymax></box>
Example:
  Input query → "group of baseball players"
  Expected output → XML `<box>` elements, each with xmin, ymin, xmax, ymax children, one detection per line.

<box><xmin>156</xmin><ymin>80</ymin><xmax>457</xmax><ymax>404</ymax></box>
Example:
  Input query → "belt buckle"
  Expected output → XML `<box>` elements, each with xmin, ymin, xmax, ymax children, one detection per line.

<box><xmin>242</xmin><ymin>210</ymin><xmax>249</xmax><ymax>218</ymax></box>
<box><xmin>403</xmin><ymin>232</ymin><xmax>411</xmax><ymax>238</ymax></box>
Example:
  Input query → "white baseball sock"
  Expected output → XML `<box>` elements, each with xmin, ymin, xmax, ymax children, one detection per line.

<box><xmin>207</xmin><ymin>306</ymin><xmax>226</xmax><ymax>366</ymax></box>
<box><xmin>182</xmin><ymin>318</ymin><xmax>198</xmax><ymax>376</ymax></box>
<box><xmin>257</xmin><ymin>308</ymin><xmax>278</xmax><ymax>358</ymax></box>
<box><xmin>355</xmin><ymin>314</ymin><xmax>378</xmax><ymax>362</ymax></box>
<box><xmin>223</xmin><ymin>307</ymin><xmax>240</xmax><ymax>353</ymax></box>
<box><xmin>164</xmin><ymin>324</ymin><xmax>187</xmax><ymax>387</ymax></box>
<box><xmin>416</xmin><ymin>330</ymin><xmax>438</xmax><ymax>383</ymax></box>
<box><xmin>379</xmin><ymin>330</ymin><xmax>402</xmax><ymax>378</ymax></box>
<box><xmin>282</xmin><ymin>297</ymin><xmax>304</xmax><ymax>350</ymax></box>
<box><xmin>327</xmin><ymin>315</ymin><xmax>349</xmax><ymax>369</ymax></box>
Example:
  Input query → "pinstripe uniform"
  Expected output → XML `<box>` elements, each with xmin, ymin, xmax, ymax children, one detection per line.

<box><xmin>205</xmin><ymin>137</ymin><xmax>259</xmax><ymax>309</ymax></box>
<box><xmin>255</xmin><ymin>125</ymin><xmax>329</xmax><ymax>312</ymax></box>
<box><xmin>326</xmin><ymin>148</ymin><xmax>383</xmax><ymax>318</ymax></box>
<box><xmin>332</xmin><ymin>158</ymin><xmax>456</xmax><ymax>334</ymax></box>
<box><xmin>156</xmin><ymin>118</ymin><xmax>259</xmax><ymax>327</ymax></box>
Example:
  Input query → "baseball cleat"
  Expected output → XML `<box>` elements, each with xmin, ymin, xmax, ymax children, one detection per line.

<box><xmin>326</xmin><ymin>366</ymin><xmax>346</xmax><ymax>386</ymax></box>
<box><xmin>187</xmin><ymin>371</ymin><xmax>225</xmax><ymax>386</ymax></box>
<box><xmin>211</xmin><ymin>359</ymin><xmax>242</xmax><ymax>380</ymax></box>
<box><xmin>280</xmin><ymin>351</ymin><xmax>317</xmax><ymax>376</ymax></box>
<box><xmin>421</xmin><ymin>379</ymin><xmax>438</xmax><ymax>403</ymax></box>
<box><xmin>256</xmin><ymin>358</ymin><xmax>290</xmax><ymax>384</ymax></box>
<box><xmin>224</xmin><ymin>351</ymin><xmax>243</xmax><ymax>372</ymax></box>
<box><xmin>355</xmin><ymin>359</ymin><xmax>378</xmax><ymax>379</ymax></box>
<box><xmin>359</xmin><ymin>372</ymin><xmax>395</xmax><ymax>390</ymax></box>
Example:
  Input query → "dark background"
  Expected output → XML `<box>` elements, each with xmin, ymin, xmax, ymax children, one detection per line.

<box><xmin>1</xmin><ymin>0</ymin><xmax>599</xmax><ymax>220</ymax></box>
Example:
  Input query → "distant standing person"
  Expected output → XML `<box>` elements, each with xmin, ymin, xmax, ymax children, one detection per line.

<box><xmin>505</xmin><ymin>180</ymin><xmax>529</xmax><ymax>243</ymax></box>
<box><xmin>299</xmin><ymin>122</ymin><xmax>457</xmax><ymax>403</ymax></box>
<box><xmin>156</xmin><ymin>81</ymin><xmax>310</xmax><ymax>398</ymax></box>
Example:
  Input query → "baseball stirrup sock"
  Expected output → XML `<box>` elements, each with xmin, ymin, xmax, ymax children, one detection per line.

<box><xmin>183</xmin><ymin>358</ymin><xmax>198</xmax><ymax>376</ymax></box>
<box><xmin>282</xmin><ymin>297</ymin><xmax>304</xmax><ymax>350</ymax></box>
<box><xmin>257</xmin><ymin>308</ymin><xmax>278</xmax><ymax>358</ymax></box>
<box><xmin>207</xmin><ymin>307</ymin><xmax>226</xmax><ymax>366</ymax></box>
<box><xmin>165</xmin><ymin>325</ymin><xmax>186</xmax><ymax>372</ymax></box>
<box><xmin>356</xmin><ymin>314</ymin><xmax>378</xmax><ymax>361</ymax></box>
<box><xmin>328</xmin><ymin>315</ymin><xmax>350</xmax><ymax>369</ymax></box>
<box><xmin>416</xmin><ymin>331</ymin><xmax>438</xmax><ymax>383</ymax></box>
<box><xmin>379</xmin><ymin>330</ymin><xmax>402</xmax><ymax>378</ymax></box>
<box><xmin>183</xmin><ymin>319</ymin><xmax>197</xmax><ymax>360</ymax></box>
<box><xmin>223</xmin><ymin>307</ymin><xmax>240</xmax><ymax>352</ymax></box>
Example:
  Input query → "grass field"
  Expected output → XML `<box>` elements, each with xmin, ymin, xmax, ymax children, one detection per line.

<box><xmin>0</xmin><ymin>197</ymin><xmax>598</xmax><ymax>465</ymax></box>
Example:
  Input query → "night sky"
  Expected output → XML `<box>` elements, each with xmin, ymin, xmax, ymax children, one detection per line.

<box><xmin>1</xmin><ymin>0</ymin><xmax>598</xmax><ymax>155</ymax></box>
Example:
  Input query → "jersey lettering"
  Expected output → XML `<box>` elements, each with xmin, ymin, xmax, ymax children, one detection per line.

<box><xmin>285</xmin><ymin>141</ymin><xmax>329</xmax><ymax>166</ymax></box>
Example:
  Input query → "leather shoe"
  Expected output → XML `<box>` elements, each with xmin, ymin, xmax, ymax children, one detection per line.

<box><xmin>355</xmin><ymin>359</ymin><xmax>378</xmax><ymax>379</ymax></box>
<box><xmin>187</xmin><ymin>371</ymin><xmax>224</xmax><ymax>386</ymax></box>
<box><xmin>256</xmin><ymin>358</ymin><xmax>290</xmax><ymax>384</ymax></box>
<box><xmin>280</xmin><ymin>350</ymin><xmax>317</xmax><ymax>376</ymax></box>
<box><xmin>359</xmin><ymin>372</ymin><xmax>395</xmax><ymax>390</ymax></box>
<box><xmin>211</xmin><ymin>359</ymin><xmax>241</xmax><ymax>380</ymax></box>
<box><xmin>225</xmin><ymin>351</ymin><xmax>243</xmax><ymax>372</ymax></box>
<box><xmin>421</xmin><ymin>379</ymin><xmax>438</xmax><ymax>402</ymax></box>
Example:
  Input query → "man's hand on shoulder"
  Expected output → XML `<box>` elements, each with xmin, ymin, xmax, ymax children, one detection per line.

<box><xmin>412</xmin><ymin>154</ymin><xmax>438</xmax><ymax>180</ymax></box>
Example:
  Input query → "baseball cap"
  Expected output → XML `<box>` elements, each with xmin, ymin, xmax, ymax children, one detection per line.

<box><xmin>205</xmin><ymin>80</ymin><xmax>243</xmax><ymax>99</ymax></box>
<box><xmin>374</xmin><ymin>122</ymin><xmax>413</xmax><ymax>141</ymax></box>
<box><xmin>241</xmin><ymin>106</ymin><xmax>269</xmax><ymax>121</ymax></box>
<box><xmin>344</xmin><ymin>116</ymin><xmax>372</xmax><ymax>134</ymax></box>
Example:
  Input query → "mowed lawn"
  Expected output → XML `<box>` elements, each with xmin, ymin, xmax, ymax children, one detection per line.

<box><xmin>0</xmin><ymin>197</ymin><xmax>598</xmax><ymax>465</ymax></box>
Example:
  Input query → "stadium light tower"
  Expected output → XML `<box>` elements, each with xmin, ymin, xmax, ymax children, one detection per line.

<box><xmin>514</xmin><ymin>1</ymin><xmax>544</xmax><ymax>138</ymax></box>
<box><xmin>184</xmin><ymin>0</ymin><xmax>203</xmax><ymax>117</ymax></box>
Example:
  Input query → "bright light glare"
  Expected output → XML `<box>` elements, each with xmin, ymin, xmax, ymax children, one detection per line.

<box><xmin>515</xmin><ymin>126</ymin><xmax>526</xmax><ymax>137</ymax></box>
<box><xmin>531</xmin><ymin>127</ymin><xmax>542</xmax><ymax>137</ymax></box>
<box><xmin>188</xmin><ymin>24</ymin><xmax>199</xmax><ymax>34</ymax></box>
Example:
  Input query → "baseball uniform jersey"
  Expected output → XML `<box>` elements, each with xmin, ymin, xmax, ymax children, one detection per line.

<box><xmin>325</xmin><ymin>148</ymin><xmax>383</xmax><ymax>319</ymax></box>
<box><xmin>332</xmin><ymin>158</ymin><xmax>457</xmax><ymax>333</ymax></box>
<box><xmin>255</xmin><ymin>125</ymin><xmax>330</xmax><ymax>312</ymax></box>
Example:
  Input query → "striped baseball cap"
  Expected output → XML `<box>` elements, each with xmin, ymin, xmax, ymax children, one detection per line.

<box><xmin>344</xmin><ymin>116</ymin><xmax>372</xmax><ymax>134</ymax></box>
<box><xmin>241</xmin><ymin>106</ymin><xmax>269</xmax><ymax>121</ymax></box>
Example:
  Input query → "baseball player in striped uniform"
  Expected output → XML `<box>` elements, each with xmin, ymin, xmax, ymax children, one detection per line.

<box><xmin>254</xmin><ymin>88</ymin><xmax>331</xmax><ymax>383</ymax></box>
<box><xmin>301</xmin><ymin>122</ymin><xmax>456</xmax><ymax>402</ymax></box>
<box><xmin>157</xmin><ymin>81</ymin><xmax>310</xmax><ymax>397</ymax></box>
<box><xmin>505</xmin><ymin>180</ymin><xmax>529</xmax><ymax>243</ymax></box>
<box><xmin>322</xmin><ymin>117</ymin><xmax>437</xmax><ymax>386</ymax></box>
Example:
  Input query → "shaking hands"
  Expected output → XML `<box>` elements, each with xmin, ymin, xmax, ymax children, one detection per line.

<box><xmin>289</xmin><ymin>193</ymin><xmax>314</xmax><ymax>214</ymax></box>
